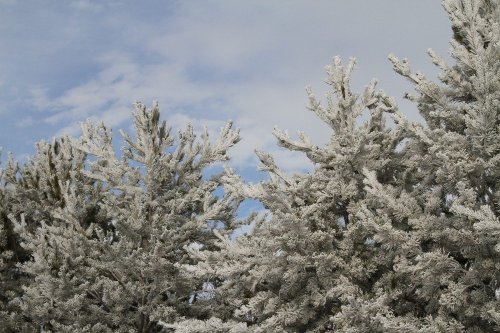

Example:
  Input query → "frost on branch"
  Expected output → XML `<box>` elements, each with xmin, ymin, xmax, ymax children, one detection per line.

<box><xmin>184</xmin><ymin>57</ymin><xmax>409</xmax><ymax>332</ymax></box>
<box><xmin>16</xmin><ymin>102</ymin><xmax>242</xmax><ymax>332</ymax></box>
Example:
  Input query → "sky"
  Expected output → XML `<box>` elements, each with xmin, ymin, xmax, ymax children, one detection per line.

<box><xmin>0</xmin><ymin>0</ymin><xmax>452</xmax><ymax>184</ymax></box>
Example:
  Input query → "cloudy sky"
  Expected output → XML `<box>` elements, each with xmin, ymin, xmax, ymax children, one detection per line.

<box><xmin>0</xmin><ymin>0</ymin><xmax>452</xmax><ymax>182</ymax></box>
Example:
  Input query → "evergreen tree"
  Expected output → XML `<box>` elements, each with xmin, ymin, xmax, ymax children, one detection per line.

<box><xmin>4</xmin><ymin>137</ymin><xmax>109</xmax><ymax>332</ymax></box>
<box><xmin>13</xmin><ymin>102</ymin><xmax>241</xmax><ymax>332</ymax></box>
<box><xmin>347</xmin><ymin>0</ymin><xmax>500</xmax><ymax>330</ymax></box>
<box><xmin>1</xmin><ymin>136</ymin><xmax>105</xmax><ymax>332</ymax></box>
<box><xmin>0</xmin><ymin>153</ymin><xmax>25</xmax><ymax>332</ymax></box>
<box><xmin>179</xmin><ymin>0</ymin><xmax>499</xmax><ymax>332</ymax></box>
<box><xmin>179</xmin><ymin>57</ymin><xmax>406</xmax><ymax>332</ymax></box>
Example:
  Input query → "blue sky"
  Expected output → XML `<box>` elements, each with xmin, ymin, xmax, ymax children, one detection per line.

<box><xmin>1</xmin><ymin>0</ymin><xmax>451</xmax><ymax>182</ymax></box>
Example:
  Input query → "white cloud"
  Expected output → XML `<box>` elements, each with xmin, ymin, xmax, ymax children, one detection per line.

<box><xmin>15</xmin><ymin>116</ymin><xmax>34</xmax><ymax>128</ymax></box>
<box><xmin>29</xmin><ymin>88</ymin><xmax>52</xmax><ymax>111</ymax></box>
<box><xmin>70</xmin><ymin>0</ymin><xmax>102</xmax><ymax>11</ymax></box>
<box><xmin>2</xmin><ymin>0</ymin><xmax>451</xmax><ymax>174</ymax></box>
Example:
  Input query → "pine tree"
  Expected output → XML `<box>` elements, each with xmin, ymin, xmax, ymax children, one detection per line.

<box><xmin>14</xmin><ymin>102</ymin><xmax>241</xmax><ymax>332</ymax></box>
<box><xmin>179</xmin><ymin>57</ymin><xmax>407</xmax><ymax>332</ymax></box>
<box><xmin>179</xmin><ymin>0</ymin><xmax>499</xmax><ymax>332</ymax></box>
<box><xmin>0</xmin><ymin>136</ymin><xmax>106</xmax><ymax>332</ymax></box>
<box><xmin>2</xmin><ymin>137</ymin><xmax>109</xmax><ymax>332</ymax></box>
<box><xmin>348</xmin><ymin>0</ymin><xmax>500</xmax><ymax>331</ymax></box>
<box><xmin>0</xmin><ymin>153</ymin><xmax>24</xmax><ymax>332</ymax></box>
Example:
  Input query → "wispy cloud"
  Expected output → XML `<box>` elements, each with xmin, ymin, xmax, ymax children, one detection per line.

<box><xmin>0</xmin><ymin>0</ymin><xmax>452</xmax><ymax>174</ymax></box>
<box><xmin>69</xmin><ymin>0</ymin><xmax>103</xmax><ymax>11</ymax></box>
<box><xmin>15</xmin><ymin>116</ymin><xmax>34</xmax><ymax>128</ymax></box>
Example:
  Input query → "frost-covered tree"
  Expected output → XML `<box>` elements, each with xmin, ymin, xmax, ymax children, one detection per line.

<box><xmin>178</xmin><ymin>57</ymin><xmax>407</xmax><ymax>332</ymax></box>
<box><xmin>14</xmin><ymin>102</ymin><xmax>241</xmax><ymax>332</ymax></box>
<box><xmin>13</xmin><ymin>137</ymin><xmax>106</xmax><ymax>232</ymax></box>
<box><xmin>0</xmin><ymin>153</ymin><xmax>25</xmax><ymax>332</ymax></box>
<box><xmin>0</xmin><ymin>137</ymin><xmax>105</xmax><ymax>332</ymax></box>
<box><xmin>350</xmin><ymin>0</ymin><xmax>500</xmax><ymax>331</ymax></box>
<box><xmin>179</xmin><ymin>0</ymin><xmax>500</xmax><ymax>332</ymax></box>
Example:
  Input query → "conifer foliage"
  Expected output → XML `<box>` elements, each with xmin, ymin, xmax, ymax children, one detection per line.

<box><xmin>178</xmin><ymin>0</ymin><xmax>500</xmax><ymax>331</ymax></box>
<box><xmin>9</xmin><ymin>103</ymin><xmax>240</xmax><ymax>332</ymax></box>
<box><xmin>1</xmin><ymin>137</ymin><xmax>104</xmax><ymax>333</ymax></box>
<box><xmin>0</xmin><ymin>0</ymin><xmax>498</xmax><ymax>332</ymax></box>
<box><xmin>0</xmin><ymin>154</ymin><xmax>22</xmax><ymax>332</ymax></box>
<box><xmin>178</xmin><ymin>57</ymin><xmax>404</xmax><ymax>332</ymax></box>
<box><xmin>372</xmin><ymin>0</ymin><xmax>500</xmax><ymax>330</ymax></box>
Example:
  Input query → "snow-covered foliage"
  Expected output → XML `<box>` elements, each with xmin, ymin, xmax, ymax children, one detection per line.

<box><xmin>179</xmin><ymin>0</ymin><xmax>500</xmax><ymax>331</ymax></box>
<box><xmin>0</xmin><ymin>0</ymin><xmax>498</xmax><ymax>332</ymax></box>
<box><xmin>184</xmin><ymin>56</ymin><xmax>407</xmax><ymax>332</ymax></box>
<box><xmin>1</xmin><ymin>138</ymin><xmax>102</xmax><ymax>333</ymax></box>
<box><xmin>9</xmin><ymin>103</ymin><xmax>241</xmax><ymax>332</ymax></box>
<box><xmin>0</xmin><ymin>153</ymin><xmax>22</xmax><ymax>332</ymax></box>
